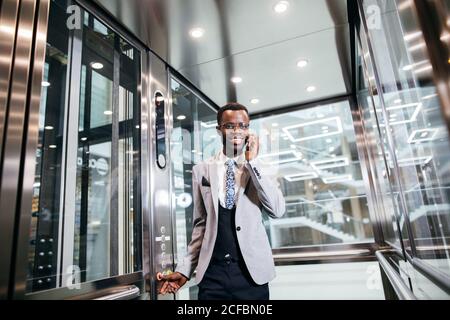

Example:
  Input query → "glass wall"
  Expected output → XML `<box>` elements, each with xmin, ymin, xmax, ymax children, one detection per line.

<box><xmin>359</xmin><ymin>0</ymin><xmax>450</xmax><ymax>298</ymax></box>
<box><xmin>171</xmin><ymin>89</ymin><xmax>374</xmax><ymax>254</ymax></box>
<box><xmin>252</xmin><ymin>101</ymin><xmax>374</xmax><ymax>248</ymax></box>
<box><xmin>27</xmin><ymin>0</ymin><xmax>142</xmax><ymax>293</ymax></box>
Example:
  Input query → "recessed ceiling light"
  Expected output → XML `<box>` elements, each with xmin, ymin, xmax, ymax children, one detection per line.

<box><xmin>44</xmin><ymin>126</ymin><xmax>54</xmax><ymax>130</ymax></box>
<box><xmin>189</xmin><ymin>27</ymin><xmax>205</xmax><ymax>38</ymax></box>
<box><xmin>81</xmin><ymin>137</ymin><xmax>88</xmax><ymax>141</ymax></box>
<box><xmin>274</xmin><ymin>1</ymin><xmax>289</xmax><ymax>13</ymax></box>
<box><xmin>177</xmin><ymin>115</ymin><xmax>186</xmax><ymax>120</ymax></box>
<box><xmin>91</xmin><ymin>62</ymin><xmax>104</xmax><ymax>70</ymax></box>
<box><xmin>297</xmin><ymin>59</ymin><xmax>308</xmax><ymax>68</ymax></box>
<box><xmin>104</xmin><ymin>110</ymin><xmax>113</xmax><ymax>115</ymax></box>
<box><xmin>42</xmin><ymin>81</ymin><xmax>50</xmax><ymax>87</ymax></box>
<box><xmin>250</xmin><ymin>98</ymin><xmax>260</xmax><ymax>104</ymax></box>
<box><xmin>272</xmin><ymin>123</ymin><xmax>279</xmax><ymax>127</ymax></box>
<box><xmin>49</xmin><ymin>145</ymin><xmax>57</xmax><ymax>149</ymax></box>
<box><xmin>231</xmin><ymin>77</ymin><xmax>242</xmax><ymax>84</ymax></box>
<box><xmin>306</xmin><ymin>86</ymin><xmax>316</xmax><ymax>92</ymax></box>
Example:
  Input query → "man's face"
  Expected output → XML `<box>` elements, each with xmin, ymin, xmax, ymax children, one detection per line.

<box><xmin>218</xmin><ymin>110</ymin><xmax>250</xmax><ymax>155</ymax></box>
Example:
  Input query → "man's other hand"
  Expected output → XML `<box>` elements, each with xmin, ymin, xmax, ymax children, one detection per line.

<box><xmin>158</xmin><ymin>272</ymin><xmax>188</xmax><ymax>295</ymax></box>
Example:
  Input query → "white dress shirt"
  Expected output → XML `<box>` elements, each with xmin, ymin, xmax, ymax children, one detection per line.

<box><xmin>215</xmin><ymin>151</ymin><xmax>247</xmax><ymax>208</ymax></box>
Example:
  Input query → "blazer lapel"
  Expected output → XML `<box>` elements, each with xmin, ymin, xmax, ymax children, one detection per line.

<box><xmin>208</xmin><ymin>160</ymin><xmax>219</xmax><ymax>217</ymax></box>
<box><xmin>236</xmin><ymin>168</ymin><xmax>250</xmax><ymax>211</ymax></box>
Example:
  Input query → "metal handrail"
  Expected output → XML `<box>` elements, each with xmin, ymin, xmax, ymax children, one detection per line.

<box><xmin>94</xmin><ymin>285</ymin><xmax>141</xmax><ymax>300</ymax></box>
<box><xmin>375</xmin><ymin>251</ymin><xmax>417</xmax><ymax>300</ymax></box>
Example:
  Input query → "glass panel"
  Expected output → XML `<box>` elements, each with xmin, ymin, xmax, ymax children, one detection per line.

<box><xmin>27</xmin><ymin>1</ymin><xmax>141</xmax><ymax>293</ymax></box>
<box><xmin>362</xmin><ymin>0</ymin><xmax>450</xmax><ymax>276</ymax></box>
<box><xmin>357</xmin><ymin>24</ymin><xmax>403</xmax><ymax>250</ymax></box>
<box><xmin>170</xmin><ymin>78</ymin><xmax>219</xmax><ymax>299</ymax></box>
<box><xmin>28</xmin><ymin>0</ymin><xmax>69</xmax><ymax>291</ymax></box>
<box><xmin>252</xmin><ymin>101</ymin><xmax>374</xmax><ymax>248</ymax></box>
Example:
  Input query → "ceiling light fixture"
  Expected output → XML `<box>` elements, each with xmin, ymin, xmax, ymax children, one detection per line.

<box><xmin>91</xmin><ymin>62</ymin><xmax>104</xmax><ymax>70</ymax></box>
<box><xmin>231</xmin><ymin>77</ymin><xmax>242</xmax><ymax>84</ymax></box>
<box><xmin>274</xmin><ymin>1</ymin><xmax>289</xmax><ymax>13</ymax></box>
<box><xmin>285</xmin><ymin>172</ymin><xmax>319</xmax><ymax>182</ymax></box>
<box><xmin>250</xmin><ymin>98</ymin><xmax>260</xmax><ymax>104</ymax></box>
<box><xmin>306</xmin><ymin>86</ymin><xmax>316</xmax><ymax>93</ymax></box>
<box><xmin>44</xmin><ymin>126</ymin><xmax>54</xmax><ymax>130</ymax></box>
<box><xmin>42</xmin><ymin>81</ymin><xmax>50</xmax><ymax>87</ymax></box>
<box><xmin>177</xmin><ymin>115</ymin><xmax>187</xmax><ymax>120</ymax></box>
<box><xmin>297</xmin><ymin>59</ymin><xmax>308</xmax><ymax>68</ymax></box>
<box><xmin>283</xmin><ymin>117</ymin><xmax>343</xmax><ymax>142</ymax></box>
<box><xmin>310</xmin><ymin>157</ymin><xmax>349</xmax><ymax>171</ymax></box>
<box><xmin>189</xmin><ymin>27</ymin><xmax>205</xmax><ymax>39</ymax></box>
<box><xmin>104</xmin><ymin>110</ymin><xmax>113</xmax><ymax>115</ymax></box>
<box><xmin>322</xmin><ymin>174</ymin><xmax>353</xmax><ymax>184</ymax></box>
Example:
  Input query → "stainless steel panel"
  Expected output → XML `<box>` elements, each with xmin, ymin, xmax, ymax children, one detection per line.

<box><xmin>141</xmin><ymin>51</ymin><xmax>154</xmax><ymax>297</ymax></box>
<box><xmin>147</xmin><ymin>51</ymin><xmax>174</xmax><ymax>300</ymax></box>
<box><xmin>0</xmin><ymin>0</ymin><xmax>20</xmax><ymax>161</ymax></box>
<box><xmin>0</xmin><ymin>0</ymin><xmax>37</xmax><ymax>299</ymax></box>
<box><xmin>140</xmin><ymin>51</ymin><xmax>175</xmax><ymax>300</ymax></box>
<box><xmin>0</xmin><ymin>0</ymin><xmax>20</xmax><ymax>300</ymax></box>
<box><xmin>12</xmin><ymin>0</ymin><xmax>51</xmax><ymax>299</ymax></box>
<box><xmin>141</xmin><ymin>51</ymin><xmax>176</xmax><ymax>300</ymax></box>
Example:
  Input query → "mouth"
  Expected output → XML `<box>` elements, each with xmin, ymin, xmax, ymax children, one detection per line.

<box><xmin>228</xmin><ymin>135</ymin><xmax>245</xmax><ymax>146</ymax></box>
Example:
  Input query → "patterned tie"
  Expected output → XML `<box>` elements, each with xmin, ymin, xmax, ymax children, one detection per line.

<box><xmin>225</xmin><ymin>159</ymin><xmax>236</xmax><ymax>209</ymax></box>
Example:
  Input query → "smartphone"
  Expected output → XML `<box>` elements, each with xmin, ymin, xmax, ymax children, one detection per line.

<box><xmin>245</xmin><ymin>136</ymin><xmax>250</xmax><ymax>152</ymax></box>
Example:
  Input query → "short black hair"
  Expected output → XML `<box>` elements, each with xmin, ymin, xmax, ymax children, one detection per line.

<box><xmin>217</xmin><ymin>103</ymin><xmax>249</xmax><ymax>124</ymax></box>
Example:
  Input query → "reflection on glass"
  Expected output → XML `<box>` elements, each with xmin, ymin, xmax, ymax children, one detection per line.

<box><xmin>252</xmin><ymin>101</ymin><xmax>373</xmax><ymax>248</ymax></box>
<box><xmin>27</xmin><ymin>2</ymin><xmax>141</xmax><ymax>293</ymax></box>
<box><xmin>170</xmin><ymin>78</ymin><xmax>219</xmax><ymax>299</ymax></box>
<box><xmin>361</xmin><ymin>0</ymin><xmax>450</xmax><ymax>292</ymax></box>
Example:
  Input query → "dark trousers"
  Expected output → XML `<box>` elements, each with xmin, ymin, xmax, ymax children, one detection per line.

<box><xmin>198</xmin><ymin>260</ymin><xmax>269</xmax><ymax>300</ymax></box>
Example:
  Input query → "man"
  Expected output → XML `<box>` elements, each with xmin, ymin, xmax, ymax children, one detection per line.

<box><xmin>159</xmin><ymin>103</ymin><xmax>285</xmax><ymax>300</ymax></box>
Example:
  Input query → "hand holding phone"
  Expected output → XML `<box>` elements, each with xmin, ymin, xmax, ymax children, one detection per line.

<box><xmin>245</xmin><ymin>133</ymin><xmax>259</xmax><ymax>161</ymax></box>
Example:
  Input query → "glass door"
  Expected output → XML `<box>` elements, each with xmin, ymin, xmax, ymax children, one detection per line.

<box><xmin>357</xmin><ymin>0</ymin><xmax>450</xmax><ymax>298</ymax></box>
<box><xmin>24</xmin><ymin>0</ymin><xmax>143</xmax><ymax>297</ymax></box>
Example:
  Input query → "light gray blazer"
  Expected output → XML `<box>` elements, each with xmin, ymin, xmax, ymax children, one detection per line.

<box><xmin>176</xmin><ymin>156</ymin><xmax>286</xmax><ymax>285</ymax></box>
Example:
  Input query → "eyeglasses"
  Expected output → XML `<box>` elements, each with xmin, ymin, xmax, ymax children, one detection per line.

<box><xmin>219</xmin><ymin>122</ymin><xmax>250</xmax><ymax>130</ymax></box>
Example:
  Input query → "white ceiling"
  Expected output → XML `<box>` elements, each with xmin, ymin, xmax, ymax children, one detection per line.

<box><xmin>93</xmin><ymin>0</ymin><xmax>351</xmax><ymax>113</ymax></box>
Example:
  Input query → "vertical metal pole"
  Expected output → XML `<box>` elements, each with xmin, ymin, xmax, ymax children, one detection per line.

<box><xmin>110</xmin><ymin>34</ymin><xmax>120</xmax><ymax>277</ymax></box>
